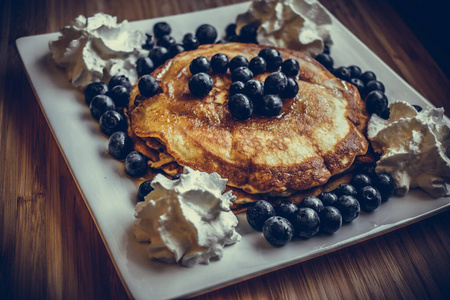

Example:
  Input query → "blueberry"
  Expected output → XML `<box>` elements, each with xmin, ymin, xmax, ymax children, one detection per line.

<box><xmin>189</xmin><ymin>56</ymin><xmax>211</xmax><ymax>75</ymax></box>
<box><xmin>320</xmin><ymin>206</ymin><xmax>342</xmax><ymax>234</ymax></box>
<box><xmin>148</xmin><ymin>46</ymin><xmax>169</xmax><ymax>67</ymax></box>
<box><xmin>315</xmin><ymin>53</ymin><xmax>334</xmax><ymax>70</ymax></box>
<box><xmin>84</xmin><ymin>82</ymin><xmax>108</xmax><ymax>105</ymax></box>
<box><xmin>239</xmin><ymin>23</ymin><xmax>258</xmax><ymax>43</ymax></box>
<box><xmin>361</xmin><ymin>71</ymin><xmax>377</xmax><ymax>84</ymax></box>
<box><xmin>258</xmin><ymin>48</ymin><xmax>283</xmax><ymax>71</ymax></box>
<box><xmin>335</xmin><ymin>195</ymin><xmax>360</xmax><ymax>223</ymax></box>
<box><xmin>168</xmin><ymin>44</ymin><xmax>185</xmax><ymax>58</ymax></box>
<box><xmin>264</xmin><ymin>71</ymin><xmax>287</xmax><ymax>94</ymax></box>
<box><xmin>279</xmin><ymin>78</ymin><xmax>299</xmax><ymax>99</ymax></box>
<box><xmin>257</xmin><ymin>94</ymin><xmax>283</xmax><ymax>117</ymax></box>
<box><xmin>322</xmin><ymin>43</ymin><xmax>330</xmax><ymax>55</ymax></box>
<box><xmin>136</xmin><ymin>57</ymin><xmax>155</xmax><ymax>77</ymax></box>
<box><xmin>172</xmin><ymin>174</ymin><xmax>181</xmax><ymax>180</ymax></box>
<box><xmin>246</xmin><ymin>200</ymin><xmax>276</xmax><ymax>231</ymax></box>
<box><xmin>365</xmin><ymin>90</ymin><xmax>388</xmax><ymax>116</ymax></box>
<box><xmin>182</xmin><ymin>33</ymin><xmax>200</xmax><ymax>51</ymax></box>
<box><xmin>318</xmin><ymin>192</ymin><xmax>338</xmax><ymax>206</ymax></box>
<box><xmin>351</xmin><ymin>173</ymin><xmax>372</xmax><ymax>190</ymax></box>
<box><xmin>364</xmin><ymin>80</ymin><xmax>385</xmax><ymax>97</ymax></box>
<box><xmin>138</xmin><ymin>180</ymin><xmax>154</xmax><ymax>202</ymax></box>
<box><xmin>195</xmin><ymin>24</ymin><xmax>218</xmax><ymax>44</ymax></box>
<box><xmin>106</xmin><ymin>85</ymin><xmax>130</xmax><ymax>108</ymax></box>
<box><xmin>99</xmin><ymin>110</ymin><xmax>126</xmax><ymax>136</ymax></box>
<box><xmin>228</xmin><ymin>93</ymin><xmax>253</xmax><ymax>120</ymax></box>
<box><xmin>413</xmin><ymin>104</ymin><xmax>423</xmax><ymax>112</ymax></box>
<box><xmin>275</xmin><ymin>200</ymin><xmax>298</xmax><ymax>224</ymax></box>
<box><xmin>372</xmin><ymin>172</ymin><xmax>396</xmax><ymax>202</ymax></box>
<box><xmin>360</xmin><ymin>164</ymin><xmax>377</xmax><ymax>180</ymax></box>
<box><xmin>292</xmin><ymin>207</ymin><xmax>320</xmax><ymax>239</ymax></box>
<box><xmin>189</xmin><ymin>72</ymin><xmax>214</xmax><ymax>97</ymax></box>
<box><xmin>227</xmin><ymin>35</ymin><xmax>240</xmax><ymax>42</ymax></box>
<box><xmin>108</xmin><ymin>131</ymin><xmax>133</xmax><ymax>160</ymax></box>
<box><xmin>248</xmin><ymin>56</ymin><xmax>267</xmax><ymax>75</ymax></box>
<box><xmin>281</xmin><ymin>58</ymin><xmax>300</xmax><ymax>77</ymax></box>
<box><xmin>348</xmin><ymin>65</ymin><xmax>362</xmax><ymax>78</ymax></box>
<box><xmin>125</xmin><ymin>151</ymin><xmax>147</xmax><ymax>177</ymax></box>
<box><xmin>225</xmin><ymin>23</ymin><xmax>237</xmax><ymax>39</ymax></box>
<box><xmin>229</xmin><ymin>55</ymin><xmax>249</xmax><ymax>71</ymax></box>
<box><xmin>108</xmin><ymin>75</ymin><xmax>132</xmax><ymax>92</ymax></box>
<box><xmin>210</xmin><ymin>53</ymin><xmax>229</xmax><ymax>73</ymax></box>
<box><xmin>350</xmin><ymin>78</ymin><xmax>365</xmax><ymax>96</ymax></box>
<box><xmin>380</xmin><ymin>107</ymin><xmax>391</xmax><ymax>120</ymax></box>
<box><xmin>263</xmin><ymin>216</ymin><xmax>294</xmax><ymax>246</ymax></box>
<box><xmin>358</xmin><ymin>186</ymin><xmax>382</xmax><ymax>212</ymax></box>
<box><xmin>334</xmin><ymin>184</ymin><xmax>357</xmax><ymax>197</ymax></box>
<box><xmin>298</xmin><ymin>196</ymin><xmax>324</xmax><ymax>214</ymax></box>
<box><xmin>244</xmin><ymin>79</ymin><xmax>264</xmax><ymax>101</ymax></box>
<box><xmin>90</xmin><ymin>94</ymin><xmax>115</xmax><ymax>120</ymax></box>
<box><xmin>142</xmin><ymin>33</ymin><xmax>155</xmax><ymax>50</ymax></box>
<box><xmin>157</xmin><ymin>35</ymin><xmax>176</xmax><ymax>49</ymax></box>
<box><xmin>231</xmin><ymin>66</ymin><xmax>253</xmax><ymax>83</ymax></box>
<box><xmin>153</xmin><ymin>21</ymin><xmax>171</xmax><ymax>39</ymax></box>
<box><xmin>138</xmin><ymin>75</ymin><xmax>159</xmax><ymax>97</ymax></box>
<box><xmin>229</xmin><ymin>81</ymin><xmax>245</xmax><ymax>96</ymax></box>
<box><xmin>333</xmin><ymin>66</ymin><xmax>351</xmax><ymax>81</ymax></box>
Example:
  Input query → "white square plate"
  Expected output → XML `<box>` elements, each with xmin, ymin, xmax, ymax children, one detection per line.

<box><xmin>16</xmin><ymin>2</ymin><xmax>450</xmax><ymax>299</ymax></box>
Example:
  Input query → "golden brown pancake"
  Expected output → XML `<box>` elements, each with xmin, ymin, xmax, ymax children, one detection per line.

<box><xmin>128</xmin><ymin>42</ymin><xmax>369</xmax><ymax>209</ymax></box>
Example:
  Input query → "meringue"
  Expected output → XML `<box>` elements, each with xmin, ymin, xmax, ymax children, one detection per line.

<box><xmin>236</xmin><ymin>0</ymin><xmax>333</xmax><ymax>57</ymax></box>
<box><xmin>368</xmin><ymin>101</ymin><xmax>450</xmax><ymax>198</ymax></box>
<box><xmin>133</xmin><ymin>167</ymin><xmax>241</xmax><ymax>267</ymax></box>
<box><xmin>49</xmin><ymin>13</ymin><xmax>148</xmax><ymax>88</ymax></box>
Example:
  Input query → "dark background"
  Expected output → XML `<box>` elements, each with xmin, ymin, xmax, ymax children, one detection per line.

<box><xmin>389</xmin><ymin>0</ymin><xmax>448</xmax><ymax>77</ymax></box>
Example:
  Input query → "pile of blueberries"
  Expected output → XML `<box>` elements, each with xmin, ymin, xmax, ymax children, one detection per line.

<box><xmin>186</xmin><ymin>48</ymin><xmax>300</xmax><ymax>120</ymax></box>
<box><xmin>137</xmin><ymin>21</ymin><xmax>262</xmax><ymax>78</ymax></box>
<box><xmin>228</xmin><ymin>50</ymin><xmax>300</xmax><ymax>120</ymax></box>
<box><xmin>84</xmin><ymin>75</ymin><xmax>149</xmax><ymax>179</ymax></box>
<box><xmin>246</xmin><ymin>165</ymin><xmax>396</xmax><ymax>247</ymax></box>
<box><xmin>136</xmin><ymin>22</ymin><xmax>221</xmax><ymax>78</ymax></box>
<box><xmin>315</xmin><ymin>47</ymin><xmax>390</xmax><ymax>118</ymax></box>
<box><xmin>85</xmin><ymin>75</ymin><xmax>130</xmax><ymax>137</ymax></box>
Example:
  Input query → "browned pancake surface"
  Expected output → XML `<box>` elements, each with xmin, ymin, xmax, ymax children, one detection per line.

<box><xmin>129</xmin><ymin>43</ymin><xmax>369</xmax><ymax>195</ymax></box>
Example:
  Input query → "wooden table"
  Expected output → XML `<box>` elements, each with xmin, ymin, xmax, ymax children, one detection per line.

<box><xmin>1</xmin><ymin>0</ymin><xmax>449</xmax><ymax>299</ymax></box>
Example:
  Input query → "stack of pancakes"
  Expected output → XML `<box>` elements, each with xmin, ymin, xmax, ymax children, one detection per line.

<box><xmin>127</xmin><ymin>43</ymin><xmax>371</xmax><ymax>213</ymax></box>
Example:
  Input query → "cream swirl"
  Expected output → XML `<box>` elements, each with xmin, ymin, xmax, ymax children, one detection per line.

<box><xmin>49</xmin><ymin>13</ymin><xmax>148</xmax><ymax>88</ymax></box>
<box><xmin>368</xmin><ymin>101</ymin><xmax>450</xmax><ymax>198</ymax></box>
<box><xmin>133</xmin><ymin>167</ymin><xmax>241</xmax><ymax>267</ymax></box>
<box><xmin>236</xmin><ymin>0</ymin><xmax>333</xmax><ymax>56</ymax></box>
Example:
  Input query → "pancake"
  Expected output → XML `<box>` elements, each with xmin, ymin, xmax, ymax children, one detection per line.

<box><xmin>128</xmin><ymin>42</ymin><xmax>369</xmax><ymax>207</ymax></box>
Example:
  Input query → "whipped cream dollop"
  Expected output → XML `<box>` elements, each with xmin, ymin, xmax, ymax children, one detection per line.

<box><xmin>236</xmin><ymin>0</ymin><xmax>333</xmax><ymax>57</ymax></box>
<box><xmin>49</xmin><ymin>13</ymin><xmax>148</xmax><ymax>88</ymax></box>
<box><xmin>133</xmin><ymin>167</ymin><xmax>241</xmax><ymax>267</ymax></box>
<box><xmin>368</xmin><ymin>101</ymin><xmax>450</xmax><ymax>198</ymax></box>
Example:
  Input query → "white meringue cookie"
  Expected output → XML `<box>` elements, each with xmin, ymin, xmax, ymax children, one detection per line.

<box><xmin>133</xmin><ymin>167</ymin><xmax>241</xmax><ymax>267</ymax></box>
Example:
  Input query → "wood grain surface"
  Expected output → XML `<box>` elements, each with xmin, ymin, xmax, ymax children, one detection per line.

<box><xmin>1</xmin><ymin>0</ymin><xmax>449</xmax><ymax>299</ymax></box>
